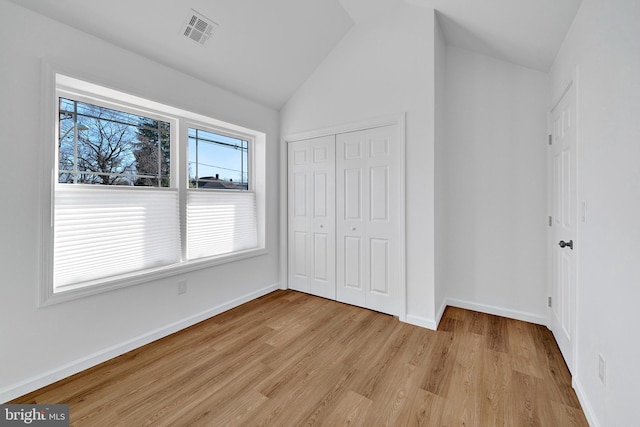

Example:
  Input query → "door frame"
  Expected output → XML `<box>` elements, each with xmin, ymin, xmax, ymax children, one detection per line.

<box><xmin>280</xmin><ymin>113</ymin><xmax>406</xmax><ymax>321</ymax></box>
<box><xmin>547</xmin><ymin>70</ymin><xmax>579</xmax><ymax>375</ymax></box>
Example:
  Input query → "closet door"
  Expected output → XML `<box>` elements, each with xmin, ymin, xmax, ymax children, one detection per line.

<box><xmin>287</xmin><ymin>135</ymin><xmax>336</xmax><ymax>299</ymax></box>
<box><xmin>336</xmin><ymin>125</ymin><xmax>400</xmax><ymax>315</ymax></box>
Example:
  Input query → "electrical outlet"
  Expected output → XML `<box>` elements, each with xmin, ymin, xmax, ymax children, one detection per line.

<box><xmin>178</xmin><ymin>280</ymin><xmax>187</xmax><ymax>295</ymax></box>
<box><xmin>598</xmin><ymin>354</ymin><xmax>606</xmax><ymax>385</ymax></box>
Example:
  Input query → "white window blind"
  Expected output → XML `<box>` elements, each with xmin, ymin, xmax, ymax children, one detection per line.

<box><xmin>187</xmin><ymin>190</ymin><xmax>258</xmax><ymax>260</ymax></box>
<box><xmin>54</xmin><ymin>186</ymin><xmax>181</xmax><ymax>289</ymax></box>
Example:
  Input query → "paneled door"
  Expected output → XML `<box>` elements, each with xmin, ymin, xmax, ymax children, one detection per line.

<box><xmin>336</xmin><ymin>125</ymin><xmax>400</xmax><ymax>315</ymax></box>
<box><xmin>550</xmin><ymin>81</ymin><xmax>577</xmax><ymax>373</ymax></box>
<box><xmin>287</xmin><ymin>135</ymin><xmax>336</xmax><ymax>300</ymax></box>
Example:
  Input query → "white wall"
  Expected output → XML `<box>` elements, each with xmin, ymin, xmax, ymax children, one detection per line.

<box><xmin>551</xmin><ymin>0</ymin><xmax>640</xmax><ymax>425</ymax></box>
<box><xmin>0</xmin><ymin>0</ymin><xmax>280</xmax><ymax>402</ymax></box>
<box><xmin>281</xmin><ymin>2</ymin><xmax>437</xmax><ymax>327</ymax></box>
<box><xmin>441</xmin><ymin>46</ymin><xmax>549</xmax><ymax>323</ymax></box>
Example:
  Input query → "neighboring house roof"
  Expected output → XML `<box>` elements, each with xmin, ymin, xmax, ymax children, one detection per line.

<box><xmin>196</xmin><ymin>177</ymin><xmax>246</xmax><ymax>190</ymax></box>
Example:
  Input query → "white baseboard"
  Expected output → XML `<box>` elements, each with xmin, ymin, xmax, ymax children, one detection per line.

<box><xmin>403</xmin><ymin>298</ymin><xmax>545</xmax><ymax>332</ymax></box>
<box><xmin>573</xmin><ymin>377</ymin><xmax>600</xmax><ymax>427</ymax></box>
<box><xmin>404</xmin><ymin>314</ymin><xmax>438</xmax><ymax>330</ymax></box>
<box><xmin>435</xmin><ymin>299</ymin><xmax>447</xmax><ymax>328</ymax></box>
<box><xmin>445</xmin><ymin>298</ymin><xmax>548</xmax><ymax>326</ymax></box>
<box><xmin>1</xmin><ymin>283</ymin><xmax>280</xmax><ymax>403</ymax></box>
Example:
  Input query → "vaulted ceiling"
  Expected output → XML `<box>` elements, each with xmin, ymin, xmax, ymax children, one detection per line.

<box><xmin>10</xmin><ymin>0</ymin><xmax>581</xmax><ymax>110</ymax></box>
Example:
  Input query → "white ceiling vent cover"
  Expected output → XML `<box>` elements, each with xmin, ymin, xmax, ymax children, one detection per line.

<box><xmin>181</xmin><ymin>9</ymin><xmax>218</xmax><ymax>45</ymax></box>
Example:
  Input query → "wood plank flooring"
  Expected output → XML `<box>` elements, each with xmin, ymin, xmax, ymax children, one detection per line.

<box><xmin>11</xmin><ymin>290</ymin><xmax>589</xmax><ymax>426</ymax></box>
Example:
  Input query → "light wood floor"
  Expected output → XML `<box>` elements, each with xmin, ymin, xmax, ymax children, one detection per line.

<box><xmin>12</xmin><ymin>290</ymin><xmax>588</xmax><ymax>426</ymax></box>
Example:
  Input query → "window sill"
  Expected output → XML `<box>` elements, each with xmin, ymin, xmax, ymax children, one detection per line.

<box><xmin>39</xmin><ymin>247</ymin><xmax>268</xmax><ymax>307</ymax></box>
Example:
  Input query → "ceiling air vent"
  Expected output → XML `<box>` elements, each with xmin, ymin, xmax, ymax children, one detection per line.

<box><xmin>181</xmin><ymin>9</ymin><xmax>218</xmax><ymax>45</ymax></box>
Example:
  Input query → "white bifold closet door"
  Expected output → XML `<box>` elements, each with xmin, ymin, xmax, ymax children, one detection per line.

<box><xmin>287</xmin><ymin>135</ymin><xmax>336</xmax><ymax>300</ymax></box>
<box><xmin>287</xmin><ymin>125</ymin><xmax>400</xmax><ymax>316</ymax></box>
<box><xmin>335</xmin><ymin>126</ymin><xmax>400</xmax><ymax>315</ymax></box>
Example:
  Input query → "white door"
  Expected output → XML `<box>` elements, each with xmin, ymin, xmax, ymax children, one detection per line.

<box><xmin>336</xmin><ymin>125</ymin><xmax>400</xmax><ymax>315</ymax></box>
<box><xmin>549</xmin><ymin>82</ymin><xmax>577</xmax><ymax>372</ymax></box>
<box><xmin>287</xmin><ymin>135</ymin><xmax>336</xmax><ymax>300</ymax></box>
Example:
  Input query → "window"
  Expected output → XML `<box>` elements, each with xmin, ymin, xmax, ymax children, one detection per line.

<box><xmin>58</xmin><ymin>98</ymin><xmax>171</xmax><ymax>187</ymax></box>
<box><xmin>188</xmin><ymin>128</ymin><xmax>249</xmax><ymax>190</ymax></box>
<box><xmin>41</xmin><ymin>72</ymin><xmax>266</xmax><ymax>305</ymax></box>
<box><xmin>186</xmin><ymin>127</ymin><xmax>257</xmax><ymax>260</ymax></box>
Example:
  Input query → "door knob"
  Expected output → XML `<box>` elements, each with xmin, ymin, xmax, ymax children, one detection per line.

<box><xmin>558</xmin><ymin>240</ymin><xmax>573</xmax><ymax>250</ymax></box>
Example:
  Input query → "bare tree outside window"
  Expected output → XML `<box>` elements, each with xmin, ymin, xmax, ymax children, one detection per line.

<box><xmin>58</xmin><ymin>98</ymin><xmax>170</xmax><ymax>186</ymax></box>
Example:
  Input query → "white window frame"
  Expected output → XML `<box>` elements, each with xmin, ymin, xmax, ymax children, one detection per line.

<box><xmin>39</xmin><ymin>64</ymin><xmax>267</xmax><ymax>306</ymax></box>
<box><xmin>184</xmin><ymin>121</ymin><xmax>259</xmax><ymax>260</ymax></box>
<box><xmin>187</xmin><ymin>124</ymin><xmax>252</xmax><ymax>191</ymax></box>
<box><xmin>56</xmin><ymin>93</ymin><xmax>176</xmax><ymax>187</ymax></box>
